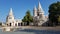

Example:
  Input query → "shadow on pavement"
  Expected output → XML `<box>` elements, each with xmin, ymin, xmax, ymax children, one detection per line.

<box><xmin>15</xmin><ymin>29</ymin><xmax>60</xmax><ymax>34</ymax></box>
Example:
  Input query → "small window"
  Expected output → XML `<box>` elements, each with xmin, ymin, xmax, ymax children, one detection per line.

<box><xmin>9</xmin><ymin>17</ymin><xmax>12</xmax><ymax>19</ymax></box>
<box><xmin>37</xmin><ymin>13</ymin><xmax>39</xmax><ymax>16</ymax></box>
<box><xmin>7</xmin><ymin>24</ymin><xmax>8</xmax><ymax>26</ymax></box>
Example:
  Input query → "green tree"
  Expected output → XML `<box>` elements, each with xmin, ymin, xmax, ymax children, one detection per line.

<box><xmin>22</xmin><ymin>10</ymin><xmax>33</xmax><ymax>25</ymax></box>
<box><xmin>57</xmin><ymin>16</ymin><xmax>60</xmax><ymax>25</ymax></box>
<box><xmin>0</xmin><ymin>22</ymin><xmax>2</xmax><ymax>26</ymax></box>
<box><xmin>58</xmin><ymin>16</ymin><xmax>60</xmax><ymax>22</ymax></box>
<box><xmin>48</xmin><ymin>2</ymin><xmax>60</xmax><ymax>26</ymax></box>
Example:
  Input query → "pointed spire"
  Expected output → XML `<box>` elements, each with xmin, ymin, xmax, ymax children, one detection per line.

<box><xmin>39</xmin><ymin>2</ymin><xmax>41</xmax><ymax>8</ymax></box>
<box><xmin>38</xmin><ymin>1</ymin><xmax>42</xmax><ymax>10</ymax></box>
<box><xmin>33</xmin><ymin>5</ymin><xmax>37</xmax><ymax>17</ymax></box>
<box><xmin>9</xmin><ymin>8</ymin><xmax>13</xmax><ymax>16</ymax></box>
<box><xmin>10</xmin><ymin>8</ymin><xmax>13</xmax><ymax>13</ymax></box>
<box><xmin>37</xmin><ymin>1</ymin><xmax>44</xmax><ymax>13</ymax></box>
<box><xmin>34</xmin><ymin>5</ymin><xmax>37</xmax><ymax>10</ymax></box>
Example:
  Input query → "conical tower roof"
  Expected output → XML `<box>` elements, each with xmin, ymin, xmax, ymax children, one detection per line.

<box><xmin>38</xmin><ymin>2</ymin><xmax>41</xmax><ymax>9</ymax></box>
<box><xmin>37</xmin><ymin>1</ymin><xmax>44</xmax><ymax>13</ymax></box>
<box><xmin>33</xmin><ymin>5</ymin><xmax>37</xmax><ymax>17</ymax></box>
<box><xmin>9</xmin><ymin>8</ymin><xmax>13</xmax><ymax>16</ymax></box>
<box><xmin>34</xmin><ymin>5</ymin><xmax>37</xmax><ymax>10</ymax></box>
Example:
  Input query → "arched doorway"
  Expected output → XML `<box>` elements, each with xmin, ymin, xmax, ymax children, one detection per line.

<box><xmin>15</xmin><ymin>24</ymin><xmax>17</xmax><ymax>26</ymax></box>
<box><xmin>21</xmin><ymin>23</ymin><xmax>23</xmax><ymax>26</ymax></box>
<box><xmin>18</xmin><ymin>23</ymin><xmax>20</xmax><ymax>26</ymax></box>
<box><xmin>10</xmin><ymin>23</ymin><xmax>11</xmax><ymax>26</ymax></box>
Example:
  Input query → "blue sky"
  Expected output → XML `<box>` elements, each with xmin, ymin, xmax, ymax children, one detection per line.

<box><xmin>0</xmin><ymin>0</ymin><xmax>60</xmax><ymax>22</ymax></box>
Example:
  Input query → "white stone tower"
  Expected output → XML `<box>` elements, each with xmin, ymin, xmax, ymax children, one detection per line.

<box><xmin>6</xmin><ymin>8</ymin><xmax>16</xmax><ymax>26</ymax></box>
<box><xmin>33</xmin><ymin>6</ymin><xmax>37</xmax><ymax>17</ymax></box>
<box><xmin>33</xmin><ymin>6</ymin><xmax>38</xmax><ymax>25</ymax></box>
<box><xmin>33</xmin><ymin>1</ymin><xmax>45</xmax><ymax>26</ymax></box>
<box><xmin>37</xmin><ymin>2</ymin><xmax>45</xmax><ymax>25</ymax></box>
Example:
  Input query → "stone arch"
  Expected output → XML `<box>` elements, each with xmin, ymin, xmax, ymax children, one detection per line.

<box><xmin>10</xmin><ymin>23</ymin><xmax>11</xmax><ymax>26</ymax></box>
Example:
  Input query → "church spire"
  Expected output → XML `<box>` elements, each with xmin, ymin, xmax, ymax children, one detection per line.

<box><xmin>34</xmin><ymin>5</ymin><xmax>37</xmax><ymax>11</ymax></box>
<box><xmin>37</xmin><ymin>1</ymin><xmax>44</xmax><ymax>13</ymax></box>
<box><xmin>33</xmin><ymin>5</ymin><xmax>37</xmax><ymax>17</ymax></box>
<box><xmin>10</xmin><ymin>8</ymin><xmax>13</xmax><ymax>13</ymax></box>
<box><xmin>38</xmin><ymin>1</ymin><xmax>41</xmax><ymax>9</ymax></box>
<box><xmin>38</xmin><ymin>1</ymin><xmax>42</xmax><ymax>10</ymax></box>
<box><xmin>9</xmin><ymin>8</ymin><xmax>13</xmax><ymax>16</ymax></box>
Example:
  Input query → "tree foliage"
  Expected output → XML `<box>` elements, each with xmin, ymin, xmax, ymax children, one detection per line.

<box><xmin>48</xmin><ymin>1</ymin><xmax>60</xmax><ymax>26</ymax></box>
<box><xmin>58</xmin><ymin>16</ymin><xmax>60</xmax><ymax>22</ymax></box>
<box><xmin>0</xmin><ymin>22</ymin><xmax>2</xmax><ymax>26</ymax></box>
<box><xmin>22</xmin><ymin>10</ymin><xmax>33</xmax><ymax>25</ymax></box>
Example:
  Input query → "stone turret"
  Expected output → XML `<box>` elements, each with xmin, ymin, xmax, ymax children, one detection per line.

<box><xmin>6</xmin><ymin>8</ymin><xmax>16</xmax><ymax>26</ymax></box>
<box><xmin>9</xmin><ymin>8</ymin><xmax>14</xmax><ymax>16</ymax></box>
<box><xmin>37</xmin><ymin>2</ymin><xmax>44</xmax><ymax>15</ymax></box>
<box><xmin>33</xmin><ymin>1</ymin><xmax>47</xmax><ymax>26</ymax></box>
<box><xmin>33</xmin><ymin>6</ymin><xmax>37</xmax><ymax>17</ymax></box>
<box><xmin>7</xmin><ymin>8</ymin><xmax>15</xmax><ymax>21</ymax></box>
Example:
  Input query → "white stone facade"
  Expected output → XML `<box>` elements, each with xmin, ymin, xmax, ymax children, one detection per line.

<box><xmin>6</xmin><ymin>8</ymin><xmax>23</xmax><ymax>27</ymax></box>
<box><xmin>33</xmin><ymin>2</ymin><xmax>48</xmax><ymax>26</ymax></box>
